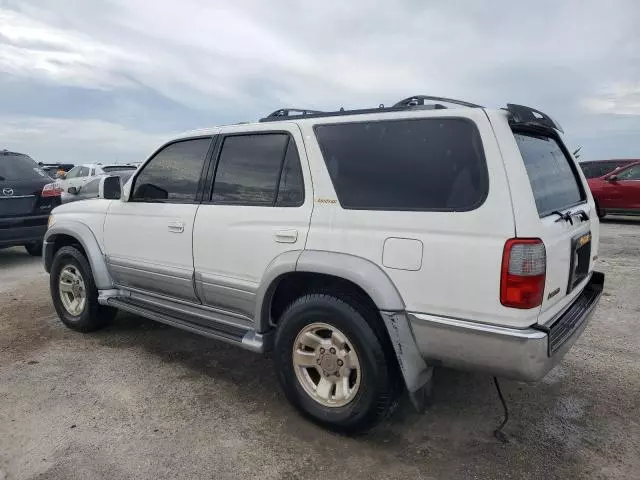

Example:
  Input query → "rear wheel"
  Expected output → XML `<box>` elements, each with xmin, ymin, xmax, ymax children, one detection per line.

<box><xmin>24</xmin><ymin>241</ymin><xmax>42</xmax><ymax>256</ymax></box>
<box><xmin>274</xmin><ymin>293</ymin><xmax>399</xmax><ymax>433</ymax></box>
<box><xmin>50</xmin><ymin>246</ymin><xmax>117</xmax><ymax>332</ymax></box>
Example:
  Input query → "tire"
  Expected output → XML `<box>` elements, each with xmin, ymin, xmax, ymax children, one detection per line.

<box><xmin>24</xmin><ymin>241</ymin><xmax>43</xmax><ymax>256</ymax></box>
<box><xmin>50</xmin><ymin>246</ymin><xmax>117</xmax><ymax>332</ymax></box>
<box><xmin>274</xmin><ymin>293</ymin><xmax>399</xmax><ymax>433</ymax></box>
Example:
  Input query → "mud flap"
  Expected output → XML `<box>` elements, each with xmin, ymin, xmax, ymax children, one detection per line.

<box><xmin>380</xmin><ymin>311</ymin><xmax>434</xmax><ymax>413</ymax></box>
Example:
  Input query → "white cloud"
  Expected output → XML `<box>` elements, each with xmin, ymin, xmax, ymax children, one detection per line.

<box><xmin>582</xmin><ymin>83</ymin><xmax>640</xmax><ymax>115</ymax></box>
<box><xmin>0</xmin><ymin>115</ymin><xmax>170</xmax><ymax>163</ymax></box>
<box><xmin>0</xmin><ymin>0</ymin><xmax>639</xmax><ymax>162</ymax></box>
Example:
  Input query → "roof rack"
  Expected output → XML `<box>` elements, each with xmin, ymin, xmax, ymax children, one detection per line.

<box><xmin>393</xmin><ymin>95</ymin><xmax>483</xmax><ymax>109</ymax></box>
<box><xmin>259</xmin><ymin>94</ymin><xmax>482</xmax><ymax>122</ymax></box>
<box><xmin>260</xmin><ymin>108</ymin><xmax>325</xmax><ymax>122</ymax></box>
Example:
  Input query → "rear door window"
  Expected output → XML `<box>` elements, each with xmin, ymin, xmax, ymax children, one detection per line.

<box><xmin>0</xmin><ymin>153</ymin><xmax>47</xmax><ymax>181</ymax></box>
<box><xmin>513</xmin><ymin>132</ymin><xmax>585</xmax><ymax>216</ymax></box>
<box><xmin>314</xmin><ymin>118</ymin><xmax>488</xmax><ymax>211</ymax></box>
<box><xmin>211</xmin><ymin>133</ymin><xmax>304</xmax><ymax>207</ymax></box>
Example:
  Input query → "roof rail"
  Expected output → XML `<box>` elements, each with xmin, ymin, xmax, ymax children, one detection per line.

<box><xmin>259</xmin><ymin>95</ymin><xmax>481</xmax><ymax>123</ymax></box>
<box><xmin>260</xmin><ymin>108</ymin><xmax>325</xmax><ymax>122</ymax></box>
<box><xmin>393</xmin><ymin>95</ymin><xmax>483</xmax><ymax>109</ymax></box>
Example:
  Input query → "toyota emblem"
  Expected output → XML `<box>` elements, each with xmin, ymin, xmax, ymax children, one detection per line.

<box><xmin>2</xmin><ymin>188</ymin><xmax>14</xmax><ymax>196</ymax></box>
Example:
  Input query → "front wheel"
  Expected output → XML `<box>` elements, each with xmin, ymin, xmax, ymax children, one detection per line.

<box><xmin>50</xmin><ymin>246</ymin><xmax>117</xmax><ymax>332</ymax></box>
<box><xmin>274</xmin><ymin>294</ymin><xmax>399</xmax><ymax>433</ymax></box>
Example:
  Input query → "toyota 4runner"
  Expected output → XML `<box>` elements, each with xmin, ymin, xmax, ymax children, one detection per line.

<box><xmin>44</xmin><ymin>96</ymin><xmax>604</xmax><ymax>432</ymax></box>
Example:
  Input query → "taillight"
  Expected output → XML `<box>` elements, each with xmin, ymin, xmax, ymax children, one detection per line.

<box><xmin>500</xmin><ymin>238</ymin><xmax>546</xmax><ymax>309</ymax></box>
<box><xmin>41</xmin><ymin>183</ymin><xmax>62</xmax><ymax>197</ymax></box>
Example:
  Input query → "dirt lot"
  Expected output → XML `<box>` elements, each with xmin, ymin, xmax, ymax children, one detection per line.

<box><xmin>1</xmin><ymin>219</ymin><xmax>639</xmax><ymax>480</ymax></box>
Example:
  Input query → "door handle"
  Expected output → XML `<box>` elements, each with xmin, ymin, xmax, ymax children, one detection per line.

<box><xmin>274</xmin><ymin>229</ymin><xmax>298</xmax><ymax>243</ymax></box>
<box><xmin>168</xmin><ymin>221</ymin><xmax>184</xmax><ymax>233</ymax></box>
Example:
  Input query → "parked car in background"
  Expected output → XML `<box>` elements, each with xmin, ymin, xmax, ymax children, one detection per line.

<box><xmin>61</xmin><ymin>170</ymin><xmax>135</xmax><ymax>204</ymax></box>
<box><xmin>40</xmin><ymin>163</ymin><xmax>75</xmax><ymax>179</ymax></box>
<box><xmin>587</xmin><ymin>160</ymin><xmax>640</xmax><ymax>218</ymax></box>
<box><xmin>0</xmin><ymin>150</ymin><xmax>61</xmax><ymax>255</ymax></box>
<box><xmin>580</xmin><ymin>159</ymin><xmax>637</xmax><ymax>179</ymax></box>
<box><xmin>43</xmin><ymin>97</ymin><xmax>603</xmax><ymax>432</ymax></box>
<box><xmin>57</xmin><ymin>163</ymin><xmax>138</xmax><ymax>193</ymax></box>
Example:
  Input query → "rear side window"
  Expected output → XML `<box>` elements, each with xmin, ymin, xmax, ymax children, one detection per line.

<box><xmin>132</xmin><ymin>138</ymin><xmax>210</xmax><ymax>202</ymax></box>
<box><xmin>0</xmin><ymin>153</ymin><xmax>47</xmax><ymax>181</ymax></box>
<box><xmin>314</xmin><ymin>118</ymin><xmax>488</xmax><ymax>211</ymax></box>
<box><xmin>514</xmin><ymin>132</ymin><xmax>585</xmax><ymax>216</ymax></box>
<box><xmin>211</xmin><ymin>133</ymin><xmax>304</xmax><ymax>207</ymax></box>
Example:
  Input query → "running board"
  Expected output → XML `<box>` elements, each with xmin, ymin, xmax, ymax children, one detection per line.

<box><xmin>105</xmin><ymin>296</ymin><xmax>270</xmax><ymax>353</ymax></box>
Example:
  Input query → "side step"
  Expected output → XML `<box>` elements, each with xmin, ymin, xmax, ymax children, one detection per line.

<box><xmin>106</xmin><ymin>296</ymin><xmax>270</xmax><ymax>353</ymax></box>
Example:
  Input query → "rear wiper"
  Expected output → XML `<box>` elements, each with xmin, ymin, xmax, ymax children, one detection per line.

<box><xmin>552</xmin><ymin>209</ymin><xmax>589</xmax><ymax>225</ymax></box>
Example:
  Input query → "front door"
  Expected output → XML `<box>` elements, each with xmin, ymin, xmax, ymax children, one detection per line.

<box><xmin>192</xmin><ymin>124</ymin><xmax>312</xmax><ymax>320</ymax></box>
<box><xmin>103</xmin><ymin>137</ymin><xmax>212</xmax><ymax>302</ymax></box>
<box><xmin>605</xmin><ymin>164</ymin><xmax>640</xmax><ymax>211</ymax></box>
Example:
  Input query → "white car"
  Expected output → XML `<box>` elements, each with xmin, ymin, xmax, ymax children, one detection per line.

<box><xmin>56</xmin><ymin>163</ymin><xmax>138</xmax><ymax>193</ymax></box>
<box><xmin>43</xmin><ymin>96</ymin><xmax>604</xmax><ymax>433</ymax></box>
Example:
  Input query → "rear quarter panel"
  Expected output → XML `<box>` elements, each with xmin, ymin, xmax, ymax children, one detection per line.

<box><xmin>301</xmin><ymin>109</ymin><xmax>537</xmax><ymax>328</ymax></box>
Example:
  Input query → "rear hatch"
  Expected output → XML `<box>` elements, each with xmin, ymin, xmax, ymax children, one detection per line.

<box><xmin>0</xmin><ymin>152</ymin><xmax>58</xmax><ymax>218</ymax></box>
<box><xmin>507</xmin><ymin>123</ymin><xmax>598</xmax><ymax>325</ymax></box>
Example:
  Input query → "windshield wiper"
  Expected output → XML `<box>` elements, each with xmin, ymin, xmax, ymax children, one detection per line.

<box><xmin>552</xmin><ymin>209</ymin><xmax>589</xmax><ymax>225</ymax></box>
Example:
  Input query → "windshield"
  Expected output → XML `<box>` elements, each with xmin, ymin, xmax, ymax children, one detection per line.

<box><xmin>0</xmin><ymin>152</ymin><xmax>48</xmax><ymax>181</ymax></box>
<box><xmin>514</xmin><ymin>131</ymin><xmax>585</xmax><ymax>216</ymax></box>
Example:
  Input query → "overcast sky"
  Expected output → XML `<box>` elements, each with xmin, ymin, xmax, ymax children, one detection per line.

<box><xmin>1</xmin><ymin>0</ymin><xmax>639</xmax><ymax>164</ymax></box>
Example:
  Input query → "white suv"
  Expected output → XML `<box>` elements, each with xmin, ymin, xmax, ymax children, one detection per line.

<box><xmin>43</xmin><ymin>96</ymin><xmax>604</xmax><ymax>432</ymax></box>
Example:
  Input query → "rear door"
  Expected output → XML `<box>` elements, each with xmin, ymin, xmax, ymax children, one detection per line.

<box><xmin>492</xmin><ymin>114</ymin><xmax>598</xmax><ymax>324</ymax></box>
<box><xmin>192</xmin><ymin>124</ymin><xmax>312</xmax><ymax>320</ymax></box>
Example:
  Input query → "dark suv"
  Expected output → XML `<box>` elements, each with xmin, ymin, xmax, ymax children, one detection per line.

<box><xmin>0</xmin><ymin>150</ymin><xmax>61</xmax><ymax>255</ymax></box>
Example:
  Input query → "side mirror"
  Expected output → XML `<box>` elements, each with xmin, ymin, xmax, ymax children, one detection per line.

<box><xmin>99</xmin><ymin>175</ymin><xmax>121</xmax><ymax>200</ymax></box>
<box><xmin>606</xmin><ymin>175</ymin><xmax>618</xmax><ymax>182</ymax></box>
<box><xmin>67</xmin><ymin>186</ymin><xmax>78</xmax><ymax>195</ymax></box>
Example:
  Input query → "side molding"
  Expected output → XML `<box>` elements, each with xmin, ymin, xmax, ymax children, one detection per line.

<box><xmin>44</xmin><ymin>222</ymin><xmax>114</xmax><ymax>289</ymax></box>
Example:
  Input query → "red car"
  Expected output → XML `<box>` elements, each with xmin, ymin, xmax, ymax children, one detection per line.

<box><xmin>587</xmin><ymin>160</ymin><xmax>640</xmax><ymax>218</ymax></box>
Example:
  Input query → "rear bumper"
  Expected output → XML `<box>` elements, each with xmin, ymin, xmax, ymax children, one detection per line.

<box><xmin>408</xmin><ymin>271</ymin><xmax>604</xmax><ymax>381</ymax></box>
<box><xmin>0</xmin><ymin>215</ymin><xmax>48</xmax><ymax>248</ymax></box>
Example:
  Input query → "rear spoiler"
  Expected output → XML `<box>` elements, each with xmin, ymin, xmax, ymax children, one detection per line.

<box><xmin>505</xmin><ymin>104</ymin><xmax>564</xmax><ymax>133</ymax></box>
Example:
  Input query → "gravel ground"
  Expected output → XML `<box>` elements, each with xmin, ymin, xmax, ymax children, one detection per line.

<box><xmin>1</xmin><ymin>218</ymin><xmax>639</xmax><ymax>480</ymax></box>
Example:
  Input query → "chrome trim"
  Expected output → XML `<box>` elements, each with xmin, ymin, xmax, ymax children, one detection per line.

<box><xmin>0</xmin><ymin>194</ymin><xmax>35</xmax><ymax>199</ymax></box>
<box><xmin>408</xmin><ymin>273</ymin><xmax>602</xmax><ymax>382</ymax></box>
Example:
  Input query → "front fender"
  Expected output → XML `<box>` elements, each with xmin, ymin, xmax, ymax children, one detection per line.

<box><xmin>44</xmin><ymin>222</ymin><xmax>114</xmax><ymax>289</ymax></box>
